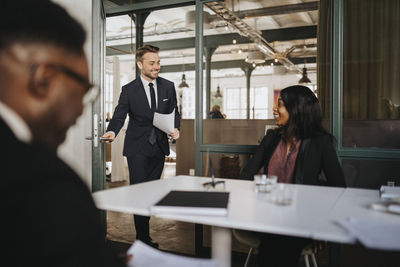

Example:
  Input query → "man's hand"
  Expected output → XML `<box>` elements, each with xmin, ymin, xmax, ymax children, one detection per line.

<box><xmin>100</xmin><ymin>132</ymin><xmax>115</xmax><ymax>143</ymax></box>
<box><xmin>170</xmin><ymin>128</ymin><xmax>180</xmax><ymax>140</ymax></box>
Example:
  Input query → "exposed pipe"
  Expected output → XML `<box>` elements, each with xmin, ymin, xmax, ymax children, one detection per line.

<box><xmin>205</xmin><ymin>1</ymin><xmax>302</xmax><ymax>74</ymax></box>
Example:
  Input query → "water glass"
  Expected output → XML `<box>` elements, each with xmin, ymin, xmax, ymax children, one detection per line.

<box><xmin>254</xmin><ymin>174</ymin><xmax>277</xmax><ymax>193</ymax></box>
<box><xmin>265</xmin><ymin>175</ymin><xmax>278</xmax><ymax>192</ymax></box>
<box><xmin>273</xmin><ymin>184</ymin><xmax>296</xmax><ymax>206</ymax></box>
<box><xmin>387</xmin><ymin>180</ymin><xmax>395</xmax><ymax>187</ymax></box>
<box><xmin>254</xmin><ymin>174</ymin><xmax>267</xmax><ymax>192</ymax></box>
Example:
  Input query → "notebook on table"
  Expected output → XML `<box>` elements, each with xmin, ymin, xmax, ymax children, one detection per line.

<box><xmin>150</xmin><ymin>190</ymin><xmax>229</xmax><ymax>216</ymax></box>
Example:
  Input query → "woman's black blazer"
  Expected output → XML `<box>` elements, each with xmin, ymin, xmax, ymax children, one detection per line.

<box><xmin>240</xmin><ymin>129</ymin><xmax>346</xmax><ymax>187</ymax></box>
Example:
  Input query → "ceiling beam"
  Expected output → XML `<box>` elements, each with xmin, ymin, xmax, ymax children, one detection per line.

<box><xmin>160</xmin><ymin>56</ymin><xmax>316</xmax><ymax>73</ymax></box>
<box><xmin>105</xmin><ymin>0</ymin><xmax>318</xmax><ymax>18</ymax></box>
<box><xmin>262</xmin><ymin>26</ymin><xmax>317</xmax><ymax>42</ymax></box>
<box><xmin>233</xmin><ymin>1</ymin><xmax>319</xmax><ymax>19</ymax></box>
<box><xmin>106</xmin><ymin>25</ymin><xmax>317</xmax><ymax>56</ymax></box>
<box><xmin>105</xmin><ymin>0</ymin><xmax>195</xmax><ymax>17</ymax></box>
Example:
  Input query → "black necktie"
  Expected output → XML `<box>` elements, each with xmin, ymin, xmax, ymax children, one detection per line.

<box><xmin>149</xmin><ymin>82</ymin><xmax>156</xmax><ymax>112</ymax></box>
<box><xmin>149</xmin><ymin>82</ymin><xmax>157</xmax><ymax>145</ymax></box>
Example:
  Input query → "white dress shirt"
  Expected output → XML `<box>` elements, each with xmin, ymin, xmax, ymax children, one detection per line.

<box><xmin>0</xmin><ymin>101</ymin><xmax>32</xmax><ymax>143</ymax></box>
<box><xmin>140</xmin><ymin>75</ymin><xmax>158</xmax><ymax>110</ymax></box>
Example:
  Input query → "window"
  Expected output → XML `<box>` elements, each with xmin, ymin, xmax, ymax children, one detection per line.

<box><xmin>104</xmin><ymin>72</ymin><xmax>113</xmax><ymax>117</ymax></box>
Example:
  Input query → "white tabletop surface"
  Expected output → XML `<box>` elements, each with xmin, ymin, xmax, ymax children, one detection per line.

<box><xmin>93</xmin><ymin>175</ymin><xmax>362</xmax><ymax>242</ymax></box>
<box><xmin>312</xmin><ymin>187</ymin><xmax>400</xmax><ymax>243</ymax></box>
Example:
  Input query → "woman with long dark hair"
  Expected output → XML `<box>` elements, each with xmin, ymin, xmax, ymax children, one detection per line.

<box><xmin>240</xmin><ymin>85</ymin><xmax>345</xmax><ymax>267</ymax></box>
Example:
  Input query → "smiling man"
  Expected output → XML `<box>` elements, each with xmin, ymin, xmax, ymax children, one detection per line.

<box><xmin>102</xmin><ymin>45</ymin><xmax>180</xmax><ymax>248</ymax></box>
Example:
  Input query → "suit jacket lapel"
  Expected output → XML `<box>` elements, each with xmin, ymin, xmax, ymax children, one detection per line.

<box><xmin>156</xmin><ymin>78</ymin><xmax>163</xmax><ymax>112</ymax></box>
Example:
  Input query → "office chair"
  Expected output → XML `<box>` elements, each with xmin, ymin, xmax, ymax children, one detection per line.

<box><xmin>232</xmin><ymin>229</ymin><xmax>260</xmax><ymax>267</ymax></box>
<box><xmin>232</xmin><ymin>229</ymin><xmax>319</xmax><ymax>267</ymax></box>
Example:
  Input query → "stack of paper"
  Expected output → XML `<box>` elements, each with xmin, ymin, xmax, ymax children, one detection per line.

<box><xmin>337</xmin><ymin>217</ymin><xmax>400</xmax><ymax>251</ymax></box>
<box><xmin>127</xmin><ymin>240</ymin><xmax>217</xmax><ymax>267</ymax></box>
<box><xmin>153</xmin><ymin>111</ymin><xmax>175</xmax><ymax>135</ymax></box>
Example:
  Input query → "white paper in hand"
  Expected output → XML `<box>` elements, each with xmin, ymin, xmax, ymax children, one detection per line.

<box><xmin>153</xmin><ymin>110</ymin><xmax>175</xmax><ymax>135</ymax></box>
<box><xmin>127</xmin><ymin>240</ymin><xmax>217</xmax><ymax>267</ymax></box>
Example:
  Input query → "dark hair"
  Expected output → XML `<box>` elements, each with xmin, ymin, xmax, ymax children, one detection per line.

<box><xmin>135</xmin><ymin>45</ymin><xmax>160</xmax><ymax>62</ymax></box>
<box><xmin>279</xmin><ymin>85</ymin><xmax>331</xmax><ymax>141</ymax></box>
<box><xmin>0</xmin><ymin>0</ymin><xmax>86</xmax><ymax>55</ymax></box>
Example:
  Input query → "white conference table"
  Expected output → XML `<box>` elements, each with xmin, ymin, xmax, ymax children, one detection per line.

<box><xmin>92</xmin><ymin>175</ymin><xmax>398</xmax><ymax>267</ymax></box>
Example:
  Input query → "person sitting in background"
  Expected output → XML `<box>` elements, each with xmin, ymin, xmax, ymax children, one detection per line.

<box><xmin>106</xmin><ymin>111</ymin><xmax>112</xmax><ymax>122</ymax></box>
<box><xmin>0</xmin><ymin>1</ymin><xmax>125</xmax><ymax>266</ymax></box>
<box><xmin>208</xmin><ymin>104</ymin><xmax>225</xmax><ymax>119</ymax></box>
<box><xmin>240</xmin><ymin>85</ymin><xmax>346</xmax><ymax>267</ymax></box>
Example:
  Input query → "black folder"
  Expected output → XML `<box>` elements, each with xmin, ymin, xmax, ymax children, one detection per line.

<box><xmin>150</xmin><ymin>190</ymin><xmax>229</xmax><ymax>216</ymax></box>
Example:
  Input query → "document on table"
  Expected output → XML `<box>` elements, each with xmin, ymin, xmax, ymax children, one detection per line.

<box><xmin>153</xmin><ymin>110</ymin><xmax>175</xmax><ymax>135</ymax></box>
<box><xmin>150</xmin><ymin>190</ymin><xmax>230</xmax><ymax>216</ymax></box>
<box><xmin>337</xmin><ymin>217</ymin><xmax>400</xmax><ymax>251</ymax></box>
<box><xmin>127</xmin><ymin>240</ymin><xmax>217</xmax><ymax>267</ymax></box>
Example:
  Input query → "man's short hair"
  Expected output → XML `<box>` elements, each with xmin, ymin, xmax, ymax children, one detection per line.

<box><xmin>135</xmin><ymin>45</ymin><xmax>160</xmax><ymax>62</ymax></box>
<box><xmin>0</xmin><ymin>0</ymin><xmax>86</xmax><ymax>55</ymax></box>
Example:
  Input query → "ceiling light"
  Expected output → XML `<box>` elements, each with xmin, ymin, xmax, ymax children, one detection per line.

<box><xmin>298</xmin><ymin>67</ymin><xmax>311</xmax><ymax>84</ymax></box>
<box><xmin>270</xmin><ymin>62</ymin><xmax>274</xmax><ymax>66</ymax></box>
<box><xmin>252</xmin><ymin>62</ymin><xmax>256</xmax><ymax>68</ymax></box>
<box><xmin>245</xmin><ymin>56</ymin><xmax>248</xmax><ymax>62</ymax></box>
<box><xmin>238</xmin><ymin>48</ymin><xmax>242</xmax><ymax>54</ymax></box>
<box><xmin>274</xmin><ymin>58</ymin><xmax>278</xmax><ymax>63</ymax></box>
<box><xmin>215</xmin><ymin>85</ymin><xmax>223</xmax><ymax>98</ymax></box>
<box><xmin>232</xmin><ymin>37</ymin><xmax>237</xmax><ymax>44</ymax></box>
<box><xmin>178</xmin><ymin>74</ymin><xmax>189</xmax><ymax>88</ymax></box>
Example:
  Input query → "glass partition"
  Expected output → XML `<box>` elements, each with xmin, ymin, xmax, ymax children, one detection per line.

<box><xmin>202</xmin><ymin>0</ymin><xmax>327</xmax><ymax>145</ymax></box>
<box><xmin>342</xmin><ymin>159</ymin><xmax>400</xmax><ymax>189</ymax></box>
<box><xmin>202</xmin><ymin>152</ymin><xmax>250</xmax><ymax>179</ymax></box>
<box><xmin>342</xmin><ymin>0</ymin><xmax>400</xmax><ymax>149</ymax></box>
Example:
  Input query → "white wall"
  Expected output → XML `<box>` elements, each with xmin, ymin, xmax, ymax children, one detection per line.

<box><xmin>53</xmin><ymin>0</ymin><xmax>93</xmax><ymax>188</ymax></box>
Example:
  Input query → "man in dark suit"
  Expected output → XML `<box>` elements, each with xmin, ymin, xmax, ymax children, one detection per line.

<box><xmin>0</xmin><ymin>1</ymin><xmax>125</xmax><ymax>266</ymax></box>
<box><xmin>102</xmin><ymin>45</ymin><xmax>180</xmax><ymax>248</ymax></box>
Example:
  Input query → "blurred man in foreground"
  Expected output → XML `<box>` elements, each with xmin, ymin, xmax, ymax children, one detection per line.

<box><xmin>0</xmin><ymin>0</ymin><xmax>125</xmax><ymax>266</ymax></box>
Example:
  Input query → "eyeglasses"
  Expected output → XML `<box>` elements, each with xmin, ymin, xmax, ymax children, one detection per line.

<box><xmin>31</xmin><ymin>63</ymin><xmax>99</xmax><ymax>105</ymax></box>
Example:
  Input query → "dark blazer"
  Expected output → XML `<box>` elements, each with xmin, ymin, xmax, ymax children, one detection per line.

<box><xmin>208</xmin><ymin>110</ymin><xmax>224</xmax><ymax>119</ymax></box>
<box><xmin>0</xmin><ymin>118</ymin><xmax>125</xmax><ymax>267</ymax></box>
<box><xmin>107</xmin><ymin>76</ymin><xmax>180</xmax><ymax>157</ymax></box>
<box><xmin>241</xmin><ymin>129</ymin><xmax>346</xmax><ymax>187</ymax></box>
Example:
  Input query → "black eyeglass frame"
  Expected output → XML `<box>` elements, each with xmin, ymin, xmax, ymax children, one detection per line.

<box><xmin>31</xmin><ymin>63</ymin><xmax>94</xmax><ymax>92</ymax></box>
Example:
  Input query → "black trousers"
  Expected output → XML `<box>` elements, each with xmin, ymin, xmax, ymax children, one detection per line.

<box><xmin>127</xmin><ymin>142</ymin><xmax>165</xmax><ymax>240</ymax></box>
<box><xmin>258</xmin><ymin>233</ymin><xmax>311</xmax><ymax>267</ymax></box>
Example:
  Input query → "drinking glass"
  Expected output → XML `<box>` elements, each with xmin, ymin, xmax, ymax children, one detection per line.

<box><xmin>273</xmin><ymin>184</ymin><xmax>296</xmax><ymax>206</ymax></box>
<box><xmin>265</xmin><ymin>175</ymin><xmax>278</xmax><ymax>192</ymax></box>
<box><xmin>254</xmin><ymin>174</ymin><xmax>277</xmax><ymax>193</ymax></box>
